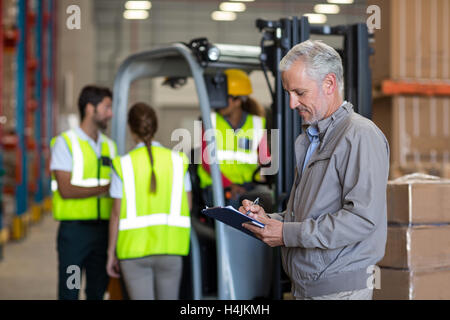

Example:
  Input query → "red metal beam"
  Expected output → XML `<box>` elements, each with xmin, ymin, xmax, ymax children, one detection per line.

<box><xmin>382</xmin><ymin>79</ymin><xmax>450</xmax><ymax>97</ymax></box>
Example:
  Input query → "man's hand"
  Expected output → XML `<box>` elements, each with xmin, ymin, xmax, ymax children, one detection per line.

<box><xmin>239</xmin><ymin>199</ymin><xmax>284</xmax><ymax>247</ymax></box>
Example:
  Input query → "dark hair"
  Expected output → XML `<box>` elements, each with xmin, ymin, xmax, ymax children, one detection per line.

<box><xmin>241</xmin><ymin>96</ymin><xmax>266</xmax><ymax>117</ymax></box>
<box><xmin>127</xmin><ymin>103</ymin><xmax>158</xmax><ymax>193</ymax></box>
<box><xmin>78</xmin><ymin>85</ymin><xmax>113</xmax><ymax>120</ymax></box>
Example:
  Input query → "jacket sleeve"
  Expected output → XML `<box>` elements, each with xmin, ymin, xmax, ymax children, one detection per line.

<box><xmin>268</xmin><ymin>212</ymin><xmax>286</xmax><ymax>222</ymax></box>
<box><xmin>282</xmin><ymin>126</ymin><xmax>390</xmax><ymax>249</ymax></box>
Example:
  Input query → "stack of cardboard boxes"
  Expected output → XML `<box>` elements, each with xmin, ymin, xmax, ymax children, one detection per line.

<box><xmin>369</xmin><ymin>0</ymin><xmax>450</xmax><ymax>179</ymax></box>
<box><xmin>374</xmin><ymin>175</ymin><xmax>450</xmax><ymax>299</ymax></box>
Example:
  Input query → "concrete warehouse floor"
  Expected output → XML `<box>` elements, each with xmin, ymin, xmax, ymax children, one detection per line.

<box><xmin>0</xmin><ymin>214</ymin><xmax>106</xmax><ymax>300</ymax></box>
<box><xmin>0</xmin><ymin>214</ymin><xmax>109</xmax><ymax>300</ymax></box>
<box><xmin>0</xmin><ymin>214</ymin><xmax>58</xmax><ymax>299</ymax></box>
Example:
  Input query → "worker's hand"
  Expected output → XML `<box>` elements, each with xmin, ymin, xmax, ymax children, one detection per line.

<box><xmin>242</xmin><ymin>213</ymin><xmax>285</xmax><ymax>247</ymax></box>
<box><xmin>101</xmin><ymin>184</ymin><xmax>111</xmax><ymax>195</ymax></box>
<box><xmin>106</xmin><ymin>254</ymin><xmax>120</xmax><ymax>278</ymax></box>
<box><xmin>239</xmin><ymin>199</ymin><xmax>267</xmax><ymax>217</ymax></box>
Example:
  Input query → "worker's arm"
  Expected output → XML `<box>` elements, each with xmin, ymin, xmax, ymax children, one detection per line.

<box><xmin>107</xmin><ymin>198</ymin><xmax>121</xmax><ymax>278</ymax></box>
<box><xmin>53</xmin><ymin>170</ymin><xmax>110</xmax><ymax>199</ymax></box>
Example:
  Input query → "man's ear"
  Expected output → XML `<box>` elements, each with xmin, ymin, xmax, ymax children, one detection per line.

<box><xmin>323</xmin><ymin>73</ymin><xmax>337</xmax><ymax>95</ymax></box>
<box><xmin>85</xmin><ymin>102</ymin><xmax>95</xmax><ymax>117</ymax></box>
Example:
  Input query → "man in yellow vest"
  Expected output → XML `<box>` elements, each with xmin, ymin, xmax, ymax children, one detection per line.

<box><xmin>198</xmin><ymin>69</ymin><xmax>271</xmax><ymax>208</ymax></box>
<box><xmin>50</xmin><ymin>85</ymin><xmax>117</xmax><ymax>300</ymax></box>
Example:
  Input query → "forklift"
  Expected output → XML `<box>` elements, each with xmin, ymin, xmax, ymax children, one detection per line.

<box><xmin>111</xmin><ymin>15</ymin><xmax>373</xmax><ymax>300</ymax></box>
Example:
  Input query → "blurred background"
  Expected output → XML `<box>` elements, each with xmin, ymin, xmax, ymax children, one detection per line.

<box><xmin>0</xmin><ymin>0</ymin><xmax>449</xmax><ymax>300</ymax></box>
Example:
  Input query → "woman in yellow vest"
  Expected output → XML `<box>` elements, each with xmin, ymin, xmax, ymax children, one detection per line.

<box><xmin>197</xmin><ymin>69</ymin><xmax>271</xmax><ymax>208</ymax></box>
<box><xmin>106</xmin><ymin>103</ymin><xmax>191</xmax><ymax>300</ymax></box>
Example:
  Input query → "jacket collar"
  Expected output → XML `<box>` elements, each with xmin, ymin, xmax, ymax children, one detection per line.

<box><xmin>298</xmin><ymin>101</ymin><xmax>353</xmax><ymax>150</ymax></box>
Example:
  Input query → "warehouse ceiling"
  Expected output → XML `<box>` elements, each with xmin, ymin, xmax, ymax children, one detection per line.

<box><xmin>92</xmin><ymin>0</ymin><xmax>369</xmax><ymax>85</ymax></box>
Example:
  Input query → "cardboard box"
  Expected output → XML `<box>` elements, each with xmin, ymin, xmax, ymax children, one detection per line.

<box><xmin>374</xmin><ymin>268</ymin><xmax>450</xmax><ymax>300</ymax></box>
<box><xmin>380</xmin><ymin>225</ymin><xmax>450</xmax><ymax>270</ymax></box>
<box><xmin>387</xmin><ymin>178</ymin><xmax>450</xmax><ymax>224</ymax></box>
<box><xmin>372</xmin><ymin>96</ymin><xmax>450</xmax><ymax>171</ymax></box>
<box><xmin>390</xmin><ymin>162</ymin><xmax>449</xmax><ymax>180</ymax></box>
<box><xmin>369</xmin><ymin>0</ymin><xmax>450</xmax><ymax>85</ymax></box>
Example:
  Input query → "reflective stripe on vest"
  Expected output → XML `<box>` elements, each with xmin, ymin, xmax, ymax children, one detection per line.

<box><xmin>51</xmin><ymin>129</ymin><xmax>116</xmax><ymax>221</ymax></box>
<box><xmin>68</xmin><ymin>130</ymin><xmax>110</xmax><ymax>187</ymax></box>
<box><xmin>119</xmin><ymin>151</ymin><xmax>190</xmax><ymax>231</ymax></box>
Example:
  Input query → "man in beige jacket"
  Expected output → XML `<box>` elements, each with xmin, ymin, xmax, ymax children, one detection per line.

<box><xmin>241</xmin><ymin>40</ymin><xmax>389</xmax><ymax>300</ymax></box>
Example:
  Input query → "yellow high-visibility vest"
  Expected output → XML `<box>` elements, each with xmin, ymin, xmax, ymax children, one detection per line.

<box><xmin>198</xmin><ymin>112</ymin><xmax>265</xmax><ymax>188</ymax></box>
<box><xmin>112</xmin><ymin>145</ymin><xmax>191</xmax><ymax>260</ymax></box>
<box><xmin>51</xmin><ymin>129</ymin><xmax>116</xmax><ymax>220</ymax></box>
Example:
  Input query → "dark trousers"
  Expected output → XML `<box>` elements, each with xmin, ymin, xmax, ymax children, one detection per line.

<box><xmin>57</xmin><ymin>221</ymin><xmax>109</xmax><ymax>300</ymax></box>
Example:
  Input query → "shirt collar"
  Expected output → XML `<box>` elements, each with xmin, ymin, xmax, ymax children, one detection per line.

<box><xmin>302</xmin><ymin>101</ymin><xmax>350</xmax><ymax>138</ymax></box>
<box><xmin>221</xmin><ymin>111</ymin><xmax>248</xmax><ymax>131</ymax></box>
<box><xmin>306</xmin><ymin>125</ymin><xmax>319</xmax><ymax>141</ymax></box>
<box><xmin>316</xmin><ymin>101</ymin><xmax>349</xmax><ymax>135</ymax></box>
<box><xmin>135</xmin><ymin>141</ymin><xmax>162</xmax><ymax>149</ymax></box>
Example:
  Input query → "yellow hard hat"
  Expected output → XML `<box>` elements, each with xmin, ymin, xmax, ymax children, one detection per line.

<box><xmin>224</xmin><ymin>69</ymin><xmax>252</xmax><ymax>96</ymax></box>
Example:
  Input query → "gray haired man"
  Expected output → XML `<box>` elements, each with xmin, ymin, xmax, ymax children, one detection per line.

<box><xmin>241</xmin><ymin>40</ymin><xmax>389</xmax><ymax>300</ymax></box>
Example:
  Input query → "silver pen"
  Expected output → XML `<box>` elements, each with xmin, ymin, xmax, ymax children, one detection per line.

<box><xmin>246</xmin><ymin>197</ymin><xmax>260</xmax><ymax>216</ymax></box>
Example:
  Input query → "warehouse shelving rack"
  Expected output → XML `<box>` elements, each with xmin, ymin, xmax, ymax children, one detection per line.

<box><xmin>0</xmin><ymin>0</ymin><xmax>56</xmax><ymax>253</ymax></box>
<box><xmin>42</xmin><ymin>0</ymin><xmax>56</xmax><ymax>214</ymax></box>
<box><xmin>11</xmin><ymin>0</ymin><xmax>32</xmax><ymax>240</ymax></box>
<box><xmin>0</xmin><ymin>0</ymin><xmax>5</xmax><ymax>260</ymax></box>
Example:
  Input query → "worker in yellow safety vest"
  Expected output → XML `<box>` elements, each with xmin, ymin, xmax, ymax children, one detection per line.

<box><xmin>50</xmin><ymin>85</ymin><xmax>116</xmax><ymax>300</ymax></box>
<box><xmin>197</xmin><ymin>69</ymin><xmax>271</xmax><ymax>209</ymax></box>
<box><xmin>106</xmin><ymin>102</ymin><xmax>192</xmax><ymax>300</ymax></box>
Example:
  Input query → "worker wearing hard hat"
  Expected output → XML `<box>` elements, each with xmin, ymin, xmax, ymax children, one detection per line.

<box><xmin>198</xmin><ymin>69</ymin><xmax>271</xmax><ymax>209</ymax></box>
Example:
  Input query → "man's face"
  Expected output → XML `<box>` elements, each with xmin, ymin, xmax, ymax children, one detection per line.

<box><xmin>281</xmin><ymin>60</ymin><xmax>328</xmax><ymax>125</ymax></box>
<box><xmin>92</xmin><ymin>97</ymin><xmax>113</xmax><ymax>130</ymax></box>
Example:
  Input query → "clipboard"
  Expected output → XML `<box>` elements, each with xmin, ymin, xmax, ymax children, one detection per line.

<box><xmin>201</xmin><ymin>205</ymin><xmax>265</xmax><ymax>239</ymax></box>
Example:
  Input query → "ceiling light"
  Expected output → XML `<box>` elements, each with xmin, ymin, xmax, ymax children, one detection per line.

<box><xmin>304</xmin><ymin>13</ymin><xmax>327</xmax><ymax>24</ymax></box>
<box><xmin>314</xmin><ymin>4</ymin><xmax>340</xmax><ymax>14</ymax></box>
<box><xmin>211</xmin><ymin>11</ymin><xmax>237</xmax><ymax>21</ymax></box>
<box><xmin>230</xmin><ymin>0</ymin><xmax>254</xmax><ymax>2</ymax></box>
<box><xmin>327</xmin><ymin>0</ymin><xmax>354</xmax><ymax>4</ymax></box>
<box><xmin>123</xmin><ymin>10</ymin><xmax>149</xmax><ymax>20</ymax></box>
<box><xmin>125</xmin><ymin>1</ymin><xmax>152</xmax><ymax>10</ymax></box>
<box><xmin>219</xmin><ymin>2</ymin><xmax>246</xmax><ymax>12</ymax></box>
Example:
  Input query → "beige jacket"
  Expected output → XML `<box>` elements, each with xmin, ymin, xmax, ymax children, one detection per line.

<box><xmin>269</xmin><ymin>102</ymin><xmax>390</xmax><ymax>298</ymax></box>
